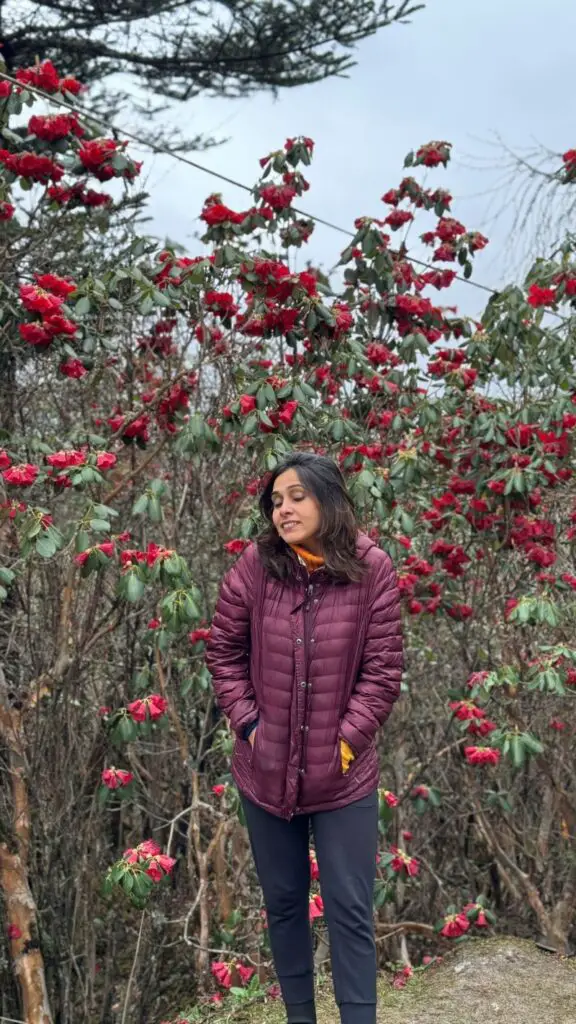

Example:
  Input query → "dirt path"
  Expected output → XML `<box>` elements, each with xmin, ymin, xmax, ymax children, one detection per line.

<box><xmin>226</xmin><ymin>938</ymin><xmax>576</xmax><ymax>1024</ymax></box>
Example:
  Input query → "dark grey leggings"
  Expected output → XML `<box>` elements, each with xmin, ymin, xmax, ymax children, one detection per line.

<box><xmin>241</xmin><ymin>790</ymin><xmax>378</xmax><ymax>1024</ymax></box>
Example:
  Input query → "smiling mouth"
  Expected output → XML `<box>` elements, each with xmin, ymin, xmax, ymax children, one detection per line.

<box><xmin>281</xmin><ymin>521</ymin><xmax>301</xmax><ymax>530</ymax></box>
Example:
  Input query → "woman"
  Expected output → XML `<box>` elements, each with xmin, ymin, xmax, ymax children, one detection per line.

<box><xmin>206</xmin><ymin>452</ymin><xmax>403</xmax><ymax>1024</ymax></box>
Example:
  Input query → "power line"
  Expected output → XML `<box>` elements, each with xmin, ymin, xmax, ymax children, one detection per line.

<box><xmin>0</xmin><ymin>67</ymin><xmax>560</xmax><ymax>315</ymax></box>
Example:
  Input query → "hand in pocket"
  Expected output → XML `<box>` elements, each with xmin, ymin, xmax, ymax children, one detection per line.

<box><xmin>340</xmin><ymin>739</ymin><xmax>355</xmax><ymax>774</ymax></box>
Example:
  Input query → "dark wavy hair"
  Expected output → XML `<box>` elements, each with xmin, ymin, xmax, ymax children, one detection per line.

<box><xmin>256</xmin><ymin>452</ymin><xmax>366</xmax><ymax>583</ymax></box>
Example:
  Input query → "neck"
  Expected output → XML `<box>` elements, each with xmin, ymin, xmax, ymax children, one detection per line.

<box><xmin>290</xmin><ymin>542</ymin><xmax>325</xmax><ymax>571</ymax></box>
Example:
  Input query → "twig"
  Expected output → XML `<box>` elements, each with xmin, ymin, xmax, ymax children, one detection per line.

<box><xmin>121</xmin><ymin>910</ymin><xmax>146</xmax><ymax>1024</ymax></box>
<box><xmin>104</xmin><ymin>437</ymin><xmax>167</xmax><ymax>505</ymax></box>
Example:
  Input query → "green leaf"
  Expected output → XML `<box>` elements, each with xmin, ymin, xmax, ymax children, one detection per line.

<box><xmin>132</xmin><ymin>494</ymin><xmax>149</xmax><ymax>516</ymax></box>
<box><xmin>510</xmin><ymin>734</ymin><xmax>525</xmax><ymax>769</ymax></box>
<box><xmin>117</xmin><ymin>714</ymin><xmax>138</xmax><ymax>743</ymax></box>
<box><xmin>358</xmin><ymin>469</ymin><xmax>375</xmax><ymax>488</ymax></box>
<box><xmin>74</xmin><ymin>296</ymin><xmax>91</xmax><ymax>315</ymax></box>
<box><xmin>75</xmin><ymin>530</ymin><xmax>91</xmax><ymax>553</ymax></box>
<box><xmin>332</xmin><ymin>419</ymin><xmax>344</xmax><ymax>441</ymax></box>
<box><xmin>36</xmin><ymin>534</ymin><xmax>57</xmax><ymax>559</ymax></box>
<box><xmin>90</xmin><ymin>519</ymin><xmax>111</xmax><ymax>532</ymax></box>
<box><xmin>243</xmin><ymin>412</ymin><xmax>258</xmax><ymax>435</ymax></box>
<box><xmin>125</xmin><ymin>574</ymin><xmax>145</xmax><ymax>603</ymax></box>
<box><xmin>148</xmin><ymin>497</ymin><xmax>163</xmax><ymax>523</ymax></box>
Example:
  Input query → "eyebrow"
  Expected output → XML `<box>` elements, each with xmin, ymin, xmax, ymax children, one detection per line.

<box><xmin>271</xmin><ymin>484</ymin><xmax>306</xmax><ymax>498</ymax></box>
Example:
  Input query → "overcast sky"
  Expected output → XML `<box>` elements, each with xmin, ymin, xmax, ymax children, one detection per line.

<box><xmin>130</xmin><ymin>0</ymin><xmax>575</xmax><ymax>321</ymax></box>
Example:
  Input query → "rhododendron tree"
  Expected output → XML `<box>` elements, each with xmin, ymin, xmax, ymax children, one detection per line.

<box><xmin>1</xmin><ymin>58</ymin><xmax>576</xmax><ymax>1024</ymax></box>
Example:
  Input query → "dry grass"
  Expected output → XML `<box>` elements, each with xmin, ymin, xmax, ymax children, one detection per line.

<box><xmin>213</xmin><ymin>937</ymin><xmax>576</xmax><ymax>1024</ymax></box>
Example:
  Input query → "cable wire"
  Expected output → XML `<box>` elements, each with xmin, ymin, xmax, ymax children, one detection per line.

<box><xmin>0</xmin><ymin>68</ymin><xmax>502</xmax><ymax>295</ymax></box>
<box><xmin>0</xmin><ymin>66</ymin><xmax>568</xmax><ymax>323</ymax></box>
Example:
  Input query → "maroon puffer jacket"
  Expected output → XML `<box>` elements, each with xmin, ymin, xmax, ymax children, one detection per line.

<box><xmin>206</xmin><ymin>533</ymin><xmax>403</xmax><ymax>819</ymax></box>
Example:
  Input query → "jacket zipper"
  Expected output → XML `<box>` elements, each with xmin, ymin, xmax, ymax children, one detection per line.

<box><xmin>299</xmin><ymin>578</ymin><xmax>314</xmax><ymax>774</ymax></box>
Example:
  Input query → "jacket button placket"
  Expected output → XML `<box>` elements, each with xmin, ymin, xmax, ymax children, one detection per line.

<box><xmin>294</xmin><ymin>604</ymin><xmax>309</xmax><ymax>784</ymax></box>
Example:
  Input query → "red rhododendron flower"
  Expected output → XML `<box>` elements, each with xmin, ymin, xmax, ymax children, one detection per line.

<box><xmin>224</xmin><ymin>539</ymin><xmax>249</xmax><ymax>555</ymax></box>
<box><xmin>19</xmin><ymin>323</ymin><xmax>53</xmax><ymax>347</ymax></box>
<box><xmin>96</xmin><ymin>452</ymin><xmax>117</xmax><ymax>470</ymax></box>
<box><xmin>34</xmin><ymin>273</ymin><xmax>77</xmax><ymax>298</ymax></box>
<box><xmin>78</xmin><ymin>139</ymin><xmax>121</xmax><ymax>179</ymax></box>
<box><xmin>392</xmin><ymin>965</ymin><xmax>413</xmax><ymax>989</ymax></box>
<box><xmin>212</xmin><ymin>784</ymin><xmax>226</xmax><ymax>797</ymax></box>
<box><xmin>16</xmin><ymin>59</ymin><xmax>60</xmax><ymax>92</ymax></box>
<box><xmin>204</xmin><ymin>290</ymin><xmax>238</xmax><ymax>318</ymax></box>
<box><xmin>447</xmin><ymin>604</ymin><xmax>473</xmax><ymax>620</ymax></box>
<box><xmin>285</xmin><ymin>135</ymin><xmax>314</xmax><ymax>153</ymax></box>
<box><xmin>441</xmin><ymin>912</ymin><xmax>470</xmax><ymax>938</ymax></box>
<box><xmin>101</xmin><ymin>767</ymin><xmax>134</xmax><ymax>789</ymax></box>
<box><xmin>43</xmin><ymin>314</ymin><xmax>78</xmax><ymax>337</ymax></box>
<box><xmin>59</xmin><ymin>76</ymin><xmax>84</xmax><ymax>95</ymax></box>
<box><xmin>237</xmin><ymin>963</ymin><xmax>255</xmax><ymax>985</ymax></box>
<box><xmin>2</xmin><ymin>463</ymin><xmax>39</xmax><ymax>486</ymax></box>
<box><xmin>211</xmin><ymin>961</ymin><xmax>233</xmax><ymax>988</ymax></box>
<box><xmin>0</xmin><ymin>150</ymin><xmax>64</xmax><ymax>183</ymax></box>
<box><xmin>0</xmin><ymin>201</ymin><xmax>14</xmax><ymax>220</ymax></box>
<box><xmin>28</xmin><ymin>113</ymin><xmax>84</xmax><ymax>141</ymax></box>
<box><xmin>467</xmin><ymin>718</ymin><xmax>497</xmax><ymax>737</ymax></box>
<box><xmin>411</xmin><ymin>785</ymin><xmax>430</xmax><ymax>800</ymax></box>
<box><xmin>146</xmin><ymin>853</ymin><xmax>176</xmax><ymax>882</ymax></box>
<box><xmin>278</xmin><ymin>399</ymin><xmax>299</xmax><ymax>426</ymax></box>
<box><xmin>123</xmin><ymin>839</ymin><xmax>162</xmax><ymax>864</ymax></box>
<box><xmin>390</xmin><ymin>847</ymin><xmax>419</xmax><ymax>877</ymax></box>
<box><xmin>381</xmin><ymin>789</ymin><xmax>399</xmax><ymax>807</ymax></box>
<box><xmin>19</xmin><ymin>284</ymin><xmax>63</xmax><ymax>314</ymax></box>
<box><xmin>309</xmin><ymin>893</ymin><xmax>324</xmax><ymax>920</ymax></box>
<box><xmin>201</xmin><ymin>202</ymin><xmax>245</xmax><ymax>226</ymax></box>
<box><xmin>433</xmin><ymin>243</ymin><xmax>456</xmax><ymax>262</ymax></box>
<box><xmin>75</xmin><ymin>541</ymin><xmax>115</xmax><ymax>566</ymax></box>
<box><xmin>385</xmin><ymin>209</ymin><xmax>414</xmax><ymax>230</ymax></box>
<box><xmin>527</xmin><ymin>283</ymin><xmax>556</xmax><ymax>307</ymax></box>
<box><xmin>464</xmin><ymin>746</ymin><xmax>501</xmax><ymax>766</ymax></box>
<box><xmin>239</xmin><ymin>394</ymin><xmax>257</xmax><ymax>415</ymax></box>
<box><xmin>468</xmin><ymin>231</ymin><xmax>489</xmax><ymax>252</ymax></box>
<box><xmin>0</xmin><ymin>451</ymin><xmax>11</xmax><ymax>470</ymax></box>
<box><xmin>48</xmin><ymin>183</ymin><xmax>113</xmax><ymax>208</ymax></box>
<box><xmin>415</xmin><ymin>141</ymin><xmax>451</xmax><ymax>167</ymax></box>
<box><xmin>60</xmin><ymin>358</ymin><xmax>88</xmax><ymax>378</ymax></box>
<box><xmin>310</xmin><ymin>850</ymin><xmax>320</xmax><ymax>881</ymax></box>
<box><xmin>127</xmin><ymin>694</ymin><xmax>169</xmax><ymax>722</ymax></box>
<box><xmin>189</xmin><ymin>628</ymin><xmax>211</xmax><ymax>644</ymax></box>
<box><xmin>449</xmin><ymin>700</ymin><xmax>485</xmax><ymax>721</ymax></box>
<box><xmin>260</xmin><ymin>183</ymin><xmax>296</xmax><ymax>210</ymax></box>
<box><xmin>46</xmin><ymin>449</ymin><xmax>86</xmax><ymax>469</ymax></box>
<box><xmin>436</xmin><ymin>217</ymin><xmax>466</xmax><ymax>242</ymax></box>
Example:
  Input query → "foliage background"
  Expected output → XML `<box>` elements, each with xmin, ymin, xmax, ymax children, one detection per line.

<box><xmin>0</xmin><ymin>58</ymin><xmax>575</xmax><ymax>1024</ymax></box>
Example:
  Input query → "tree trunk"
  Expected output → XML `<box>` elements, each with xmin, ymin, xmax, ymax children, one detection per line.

<box><xmin>0</xmin><ymin>845</ymin><xmax>53</xmax><ymax>1024</ymax></box>
<box><xmin>0</xmin><ymin>668</ymin><xmax>54</xmax><ymax>1022</ymax></box>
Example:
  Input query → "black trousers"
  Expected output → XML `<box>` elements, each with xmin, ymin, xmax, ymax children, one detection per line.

<box><xmin>241</xmin><ymin>791</ymin><xmax>378</xmax><ymax>1024</ymax></box>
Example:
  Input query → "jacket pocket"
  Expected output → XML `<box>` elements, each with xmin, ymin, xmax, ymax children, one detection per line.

<box><xmin>249</xmin><ymin>723</ymin><xmax>261</xmax><ymax>767</ymax></box>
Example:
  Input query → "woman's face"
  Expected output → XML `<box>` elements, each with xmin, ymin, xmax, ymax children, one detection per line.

<box><xmin>271</xmin><ymin>468</ymin><xmax>322</xmax><ymax>550</ymax></box>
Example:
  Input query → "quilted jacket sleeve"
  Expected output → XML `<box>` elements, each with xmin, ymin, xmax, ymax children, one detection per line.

<box><xmin>205</xmin><ymin>546</ymin><xmax>259</xmax><ymax>738</ymax></box>
<box><xmin>339</xmin><ymin>552</ymin><xmax>403</xmax><ymax>756</ymax></box>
